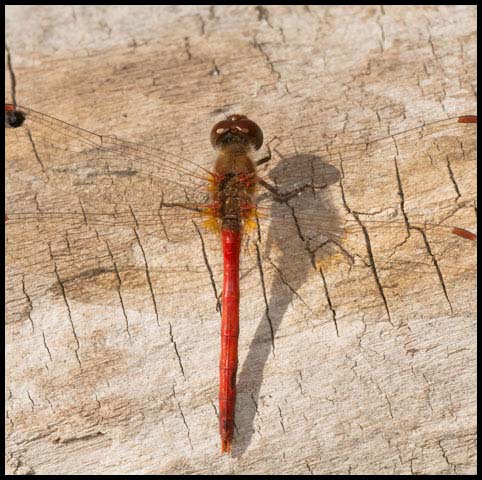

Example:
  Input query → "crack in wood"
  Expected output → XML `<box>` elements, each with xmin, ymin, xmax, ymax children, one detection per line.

<box><xmin>193</xmin><ymin>221</ymin><xmax>221</xmax><ymax>315</ymax></box>
<box><xmin>255</xmin><ymin>242</ymin><xmax>275</xmax><ymax>354</ymax></box>
<box><xmin>104</xmin><ymin>240</ymin><xmax>131</xmax><ymax>342</ymax></box>
<box><xmin>48</xmin><ymin>243</ymin><xmax>82</xmax><ymax>369</ymax></box>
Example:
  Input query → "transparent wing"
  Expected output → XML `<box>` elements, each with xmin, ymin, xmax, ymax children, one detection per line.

<box><xmin>6</xmin><ymin>107</ymin><xmax>476</xmax><ymax>328</ymax></box>
<box><xmin>250</xmin><ymin>114</ymin><xmax>476</xmax><ymax>325</ymax></box>
<box><xmin>6</xmin><ymin>105</ymin><xmax>211</xmax><ymax>208</ymax></box>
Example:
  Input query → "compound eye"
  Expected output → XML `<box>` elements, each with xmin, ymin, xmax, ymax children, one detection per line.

<box><xmin>210</xmin><ymin>115</ymin><xmax>263</xmax><ymax>150</ymax></box>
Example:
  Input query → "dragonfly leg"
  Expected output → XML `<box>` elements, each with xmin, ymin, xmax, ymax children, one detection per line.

<box><xmin>258</xmin><ymin>178</ymin><xmax>328</xmax><ymax>203</ymax></box>
<box><xmin>255</xmin><ymin>142</ymin><xmax>328</xmax><ymax>201</ymax></box>
<box><xmin>255</xmin><ymin>143</ymin><xmax>272</xmax><ymax>166</ymax></box>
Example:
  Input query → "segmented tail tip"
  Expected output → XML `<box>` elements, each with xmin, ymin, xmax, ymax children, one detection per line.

<box><xmin>221</xmin><ymin>439</ymin><xmax>231</xmax><ymax>454</ymax></box>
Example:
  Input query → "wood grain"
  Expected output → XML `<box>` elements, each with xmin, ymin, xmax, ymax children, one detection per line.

<box><xmin>5</xmin><ymin>5</ymin><xmax>476</xmax><ymax>475</ymax></box>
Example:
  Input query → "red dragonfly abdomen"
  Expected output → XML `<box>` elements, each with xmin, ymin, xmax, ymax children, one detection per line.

<box><xmin>219</xmin><ymin>228</ymin><xmax>242</xmax><ymax>453</ymax></box>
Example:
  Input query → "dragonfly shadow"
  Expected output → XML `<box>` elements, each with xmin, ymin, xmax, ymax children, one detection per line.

<box><xmin>233</xmin><ymin>153</ymin><xmax>342</xmax><ymax>456</ymax></box>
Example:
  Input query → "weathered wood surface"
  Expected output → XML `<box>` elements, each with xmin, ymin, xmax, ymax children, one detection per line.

<box><xmin>5</xmin><ymin>5</ymin><xmax>476</xmax><ymax>475</ymax></box>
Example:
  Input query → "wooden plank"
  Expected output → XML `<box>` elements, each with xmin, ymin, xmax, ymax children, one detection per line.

<box><xmin>5</xmin><ymin>5</ymin><xmax>476</xmax><ymax>475</ymax></box>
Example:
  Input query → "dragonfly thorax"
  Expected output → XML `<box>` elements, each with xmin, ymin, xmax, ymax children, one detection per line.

<box><xmin>211</xmin><ymin>171</ymin><xmax>257</xmax><ymax>232</ymax></box>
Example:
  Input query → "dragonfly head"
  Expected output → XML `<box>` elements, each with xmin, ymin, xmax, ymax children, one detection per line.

<box><xmin>211</xmin><ymin>115</ymin><xmax>263</xmax><ymax>152</ymax></box>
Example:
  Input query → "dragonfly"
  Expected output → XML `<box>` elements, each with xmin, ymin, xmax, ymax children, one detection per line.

<box><xmin>5</xmin><ymin>104</ymin><xmax>477</xmax><ymax>453</ymax></box>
